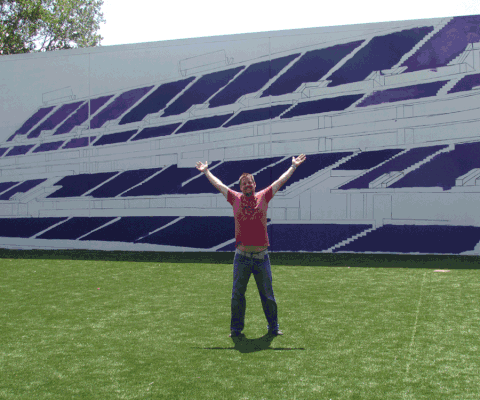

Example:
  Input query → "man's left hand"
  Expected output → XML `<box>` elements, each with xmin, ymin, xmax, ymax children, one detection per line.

<box><xmin>292</xmin><ymin>154</ymin><xmax>306</xmax><ymax>167</ymax></box>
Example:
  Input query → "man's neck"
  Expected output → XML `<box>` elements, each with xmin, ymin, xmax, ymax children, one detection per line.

<box><xmin>244</xmin><ymin>192</ymin><xmax>254</xmax><ymax>197</ymax></box>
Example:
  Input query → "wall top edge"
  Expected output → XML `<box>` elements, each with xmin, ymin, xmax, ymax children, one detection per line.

<box><xmin>0</xmin><ymin>15</ymin><xmax>455</xmax><ymax>62</ymax></box>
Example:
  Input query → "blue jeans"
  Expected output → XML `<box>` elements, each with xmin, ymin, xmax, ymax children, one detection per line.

<box><xmin>230</xmin><ymin>249</ymin><xmax>279</xmax><ymax>333</ymax></box>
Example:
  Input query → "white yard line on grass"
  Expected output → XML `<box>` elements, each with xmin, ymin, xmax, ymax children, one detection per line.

<box><xmin>405</xmin><ymin>270</ymin><xmax>427</xmax><ymax>376</ymax></box>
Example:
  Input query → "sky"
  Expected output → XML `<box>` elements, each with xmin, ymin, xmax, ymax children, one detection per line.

<box><xmin>98</xmin><ymin>0</ymin><xmax>480</xmax><ymax>47</ymax></box>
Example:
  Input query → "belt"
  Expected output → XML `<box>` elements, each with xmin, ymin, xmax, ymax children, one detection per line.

<box><xmin>235</xmin><ymin>248</ymin><xmax>268</xmax><ymax>259</ymax></box>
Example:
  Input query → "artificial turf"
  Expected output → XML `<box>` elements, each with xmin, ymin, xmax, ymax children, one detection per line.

<box><xmin>0</xmin><ymin>251</ymin><xmax>479</xmax><ymax>399</ymax></box>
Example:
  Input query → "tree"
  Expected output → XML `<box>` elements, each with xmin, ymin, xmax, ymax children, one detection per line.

<box><xmin>0</xmin><ymin>0</ymin><xmax>106</xmax><ymax>55</ymax></box>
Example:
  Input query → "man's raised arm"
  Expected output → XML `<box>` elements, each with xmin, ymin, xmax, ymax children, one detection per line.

<box><xmin>196</xmin><ymin>161</ymin><xmax>229</xmax><ymax>199</ymax></box>
<box><xmin>272</xmin><ymin>154</ymin><xmax>307</xmax><ymax>196</ymax></box>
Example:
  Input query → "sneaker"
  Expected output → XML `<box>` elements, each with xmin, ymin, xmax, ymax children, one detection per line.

<box><xmin>229</xmin><ymin>331</ymin><xmax>242</xmax><ymax>338</ymax></box>
<box><xmin>268</xmin><ymin>330</ymin><xmax>283</xmax><ymax>336</ymax></box>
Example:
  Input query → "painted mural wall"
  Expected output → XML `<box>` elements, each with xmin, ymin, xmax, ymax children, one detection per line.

<box><xmin>1</xmin><ymin>15</ymin><xmax>480</xmax><ymax>255</ymax></box>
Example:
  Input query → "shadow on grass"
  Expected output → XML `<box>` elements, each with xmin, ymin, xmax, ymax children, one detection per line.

<box><xmin>0</xmin><ymin>248</ymin><xmax>478</xmax><ymax>269</ymax></box>
<box><xmin>198</xmin><ymin>334</ymin><xmax>306</xmax><ymax>353</ymax></box>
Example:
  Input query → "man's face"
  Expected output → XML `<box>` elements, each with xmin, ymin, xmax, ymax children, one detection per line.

<box><xmin>240</xmin><ymin>176</ymin><xmax>256</xmax><ymax>197</ymax></box>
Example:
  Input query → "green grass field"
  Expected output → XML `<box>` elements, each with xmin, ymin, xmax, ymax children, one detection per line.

<box><xmin>1</xmin><ymin>250</ymin><xmax>479</xmax><ymax>399</ymax></box>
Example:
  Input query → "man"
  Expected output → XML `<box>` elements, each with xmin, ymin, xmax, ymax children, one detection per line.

<box><xmin>196</xmin><ymin>154</ymin><xmax>306</xmax><ymax>338</ymax></box>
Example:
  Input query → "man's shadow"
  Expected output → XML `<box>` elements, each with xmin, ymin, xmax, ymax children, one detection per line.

<box><xmin>229</xmin><ymin>333</ymin><xmax>305</xmax><ymax>353</ymax></box>
<box><xmin>230</xmin><ymin>333</ymin><xmax>275</xmax><ymax>353</ymax></box>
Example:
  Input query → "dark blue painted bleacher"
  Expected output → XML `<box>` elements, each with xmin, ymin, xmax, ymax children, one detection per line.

<box><xmin>136</xmin><ymin>216</ymin><xmax>235</xmax><ymax>249</ymax></box>
<box><xmin>0</xmin><ymin>181</ymin><xmax>19</xmax><ymax>194</ymax></box>
<box><xmin>37</xmin><ymin>217</ymin><xmax>116</xmax><ymax>240</ymax></box>
<box><xmin>335</xmin><ymin>149</ymin><xmax>403</xmax><ymax>171</ymax></box>
<box><xmin>260</xmin><ymin>41</ymin><xmax>364</xmax><ymax>98</ymax></box>
<box><xmin>27</xmin><ymin>101</ymin><xmax>84</xmax><ymax>139</ymax></box>
<box><xmin>208</xmin><ymin>54</ymin><xmax>300</xmax><ymax>108</ymax></box>
<box><xmin>121</xmin><ymin>165</ymin><xmax>207</xmax><ymax>197</ymax></box>
<box><xmin>0</xmin><ymin>217</ymin><xmax>67</xmax><ymax>238</ymax></box>
<box><xmin>119</xmin><ymin>78</ymin><xmax>196</xmax><ymax>125</ymax></box>
<box><xmin>55</xmin><ymin>95</ymin><xmax>112</xmax><ymax>136</ymax></box>
<box><xmin>402</xmin><ymin>16</ymin><xmax>480</xmax><ymax>73</ymax></box>
<box><xmin>62</xmin><ymin>136</ymin><xmax>96</xmax><ymax>149</ymax></box>
<box><xmin>161</xmin><ymin>67</ymin><xmax>245</xmax><ymax>117</ymax></box>
<box><xmin>32</xmin><ymin>141</ymin><xmax>64</xmax><ymax>153</ymax></box>
<box><xmin>357</xmin><ymin>81</ymin><xmax>448</xmax><ymax>107</ymax></box>
<box><xmin>334</xmin><ymin>224</ymin><xmax>480</xmax><ymax>254</ymax></box>
<box><xmin>5</xmin><ymin>144</ymin><xmax>35</xmax><ymax>157</ymax></box>
<box><xmin>176</xmin><ymin>114</ymin><xmax>232</xmax><ymax>134</ymax></box>
<box><xmin>54</xmin><ymin>103</ymin><xmax>89</xmax><ymax>135</ymax></box>
<box><xmin>7</xmin><ymin>106</ymin><xmax>55</xmax><ymax>141</ymax></box>
<box><xmin>80</xmin><ymin>216</ymin><xmax>178</xmax><ymax>242</ymax></box>
<box><xmin>188</xmin><ymin>157</ymin><xmax>284</xmax><ymax>194</ymax></box>
<box><xmin>270</xmin><ymin>223</ymin><xmax>372</xmax><ymax>252</ymax></box>
<box><xmin>93</xmin><ymin>130</ymin><xmax>137</xmax><ymax>146</ymax></box>
<box><xmin>90</xmin><ymin>86</ymin><xmax>154</xmax><ymax>129</ymax></box>
<box><xmin>390</xmin><ymin>142</ymin><xmax>480</xmax><ymax>190</ymax></box>
<box><xmin>0</xmin><ymin>148</ymin><xmax>8</xmax><ymax>157</ymax></box>
<box><xmin>0</xmin><ymin>179</ymin><xmax>47</xmax><ymax>200</ymax></box>
<box><xmin>327</xmin><ymin>27</ymin><xmax>433</xmax><ymax>87</ymax></box>
<box><xmin>131</xmin><ymin>123</ymin><xmax>181</xmax><ymax>141</ymax></box>
<box><xmin>89</xmin><ymin>168</ymin><xmax>162</xmax><ymax>198</ymax></box>
<box><xmin>175</xmin><ymin>160</ymin><xmax>223</xmax><ymax>194</ymax></box>
<box><xmin>216</xmin><ymin>223</ymin><xmax>371</xmax><ymax>252</ymax></box>
<box><xmin>47</xmin><ymin>172</ymin><xmax>118</xmax><ymax>198</ymax></box>
<box><xmin>229</xmin><ymin>152</ymin><xmax>353</xmax><ymax>193</ymax></box>
<box><xmin>448</xmin><ymin>73</ymin><xmax>480</xmax><ymax>94</ymax></box>
<box><xmin>224</xmin><ymin>104</ymin><xmax>291</xmax><ymax>128</ymax></box>
<box><xmin>281</xmin><ymin>94</ymin><xmax>364</xmax><ymax>119</ymax></box>
<box><xmin>338</xmin><ymin>146</ymin><xmax>446</xmax><ymax>189</ymax></box>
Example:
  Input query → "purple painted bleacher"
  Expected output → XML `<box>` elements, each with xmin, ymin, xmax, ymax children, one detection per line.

<box><xmin>32</xmin><ymin>141</ymin><xmax>64</xmax><ymax>153</ymax></box>
<box><xmin>121</xmin><ymin>164</ymin><xmax>208</xmax><ymax>197</ymax></box>
<box><xmin>335</xmin><ymin>149</ymin><xmax>403</xmax><ymax>171</ymax></box>
<box><xmin>448</xmin><ymin>73</ymin><xmax>480</xmax><ymax>94</ymax></box>
<box><xmin>93</xmin><ymin>130</ymin><xmax>137</xmax><ymax>146</ymax></box>
<box><xmin>90</xmin><ymin>87</ymin><xmax>154</xmax><ymax>129</ymax></box>
<box><xmin>334</xmin><ymin>224</ymin><xmax>480</xmax><ymax>254</ymax></box>
<box><xmin>209</xmin><ymin>54</ymin><xmax>300</xmax><ymax>108</ymax></box>
<box><xmin>0</xmin><ymin>148</ymin><xmax>8</xmax><ymax>157</ymax></box>
<box><xmin>27</xmin><ymin>101</ymin><xmax>83</xmax><ymax>139</ymax></box>
<box><xmin>269</xmin><ymin>224</ymin><xmax>372</xmax><ymax>252</ymax></box>
<box><xmin>7</xmin><ymin>106</ymin><xmax>55</xmax><ymax>141</ymax></box>
<box><xmin>54</xmin><ymin>95</ymin><xmax>112</xmax><ymax>135</ymax></box>
<box><xmin>281</xmin><ymin>94</ymin><xmax>364</xmax><ymax>119</ymax></box>
<box><xmin>0</xmin><ymin>181</ymin><xmax>19</xmax><ymax>194</ymax></box>
<box><xmin>223</xmin><ymin>104</ymin><xmax>290</xmax><ymax>128</ymax></box>
<box><xmin>89</xmin><ymin>168</ymin><xmax>162</xmax><ymax>198</ymax></box>
<box><xmin>131</xmin><ymin>123</ymin><xmax>181</xmax><ymax>141</ymax></box>
<box><xmin>0</xmin><ymin>179</ymin><xmax>46</xmax><ymax>200</ymax></box>
<box><xmin>62</xmin><ymin>136</ymin><xmax>96</xmax><ymax>149</ymax></box>
<box><xmin>230</xmin><ymin>152</ymin><xmax>352</xmax><ymax>193</ymax></box>
<box><xmin>391</xmin><ymin>141</ymin><xmax>480</xmax><ymax>190</ymax></box>
<box><xmin>176</xmin><ymin>114</ymin><xmax>232</xmax><ymax>134</ymax></box>
<box><xmin>48</xmin><ymin>172</ymin><xmax>118</xmax><ymax>198</ymax></box>
<box><xmin>327</xmin><ymin>27</ymin><xmax>433</xmax><ymax>87</ymax></box>
<box><xmin>119</xmin><ymin>78</ymin><xmax>196</xmax><ymax>125</ymax></box>
<box><xmin>339</xmin><ymin>146</ymin><xmax>446</xmax><ymax>189</ymax></box>
<box><xmin>260</xmin><ymin>41</ymin><xmax>364</xmax><ymax>98</ymax></box>
<box><xmin>136</xmin><ymin>216</ymin><xmax>235</xmax><ymax>249</ymax></box>
<box><xmin>402</xmin><ymin>16</ymin><xmax>480</xmax><ymax>72</ymax></box>
<box><xmin>161</xmin><ymin>67</ymin><xmax>244</xmax><ymax>117</ymax></box>
<box><xmin>80</xmin><ymin>216</ymin><xmax>178</xmax><ymax>242</ymax></box>
<box><xmin>0</xmin><ymin>217</ymin><xmax>67</xmax><ymax>238</ymax></box>
<box><xmin>5</xmin><ymin>144</ymin><xmax>35</xmax><ymax>157</ymax></box>
<box><xmin>357</xmin><ymin>81</ymin><xmax>448</xmax><ymax>107</ymax></box>
<box><xmin>37</xmin><ymin>217</ymin><xmax>117</xmax><ymax>240</ymax></box>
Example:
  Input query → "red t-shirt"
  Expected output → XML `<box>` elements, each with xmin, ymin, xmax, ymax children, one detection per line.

<box><xmin>227</xmin><ymin>185</ymin><xmax>274</xmax><ymax>248</ymax></box>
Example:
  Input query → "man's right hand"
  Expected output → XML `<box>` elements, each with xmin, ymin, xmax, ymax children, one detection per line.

<box><xmin>196</xmin><ymin>161</ymin><xmax>208</xmax><ymax>172</ymax></box>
